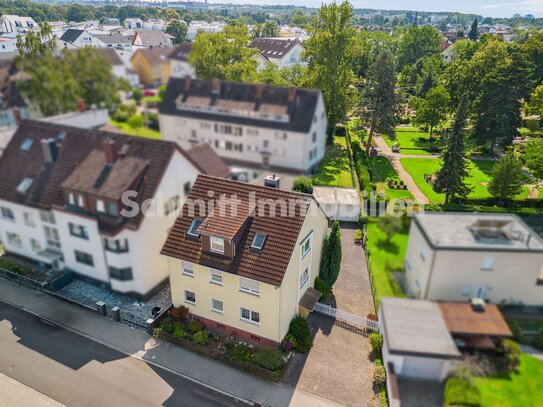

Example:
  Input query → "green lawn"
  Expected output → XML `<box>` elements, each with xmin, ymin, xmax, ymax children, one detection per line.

<box><xmin>400</xmin><ymin>158</ymin><xmax>532</xmax><ymax>204</ymax></box>
<box><xmin>312</xmin><ymin>136</ymin><xmax>354</xmax><ymax>188</ymax></box>
<box><xmin>365</xmin><ymin>220</ymin><xmax>408</xmax><ymax>306</ymax></box>
<box><xmin>475</xmin><ymin>354</ymin><xmax>543</xmax><ymax>407</ymax></box>
<box><xmin>368</xmin><ymin>156</ymin><xmax>413</xmax><ymax>200</ymax></box>
<box><xmin>109</xmin><ymin>119</ymin><xmax>161</xmax><ymax>140</ymax></box>
<box><xmin>384</xmin><ymin>126</ymin><xmax>442</xmax><ymax>156</ymax></box>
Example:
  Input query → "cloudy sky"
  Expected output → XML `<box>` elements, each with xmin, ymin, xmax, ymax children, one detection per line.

<box><xmin>207</xmin><ymin>0</ymin><xmax>542</xmax><ymax>18</ymax></box>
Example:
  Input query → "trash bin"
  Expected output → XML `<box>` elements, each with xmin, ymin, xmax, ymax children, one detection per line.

<box><xmin>152</xmin><ymin>306</ymin><xmax>162</xmax><ymax>319</ymax></box>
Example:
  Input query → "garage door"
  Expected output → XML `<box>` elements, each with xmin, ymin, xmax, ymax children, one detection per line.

<box><xmin>401</xmin><ymin>356</ymin><xmax>445</xmax><ymax>380</ymax></box>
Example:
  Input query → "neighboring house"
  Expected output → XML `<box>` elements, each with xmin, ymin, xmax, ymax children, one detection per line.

<box><xmin>169</xmin><ymin>43</ymin><xmax>196</xmax><ymax>79</ymax></box>
<box><xmin>124</xmin><ymin>18</ymin><xmax>144</xmax><ymax>30</ymax></box>
<box><xmin>0</xmin><ymin>120</ymin><xmax>219</xmax><ymax>298</ymax></box>
<box><xmin>185</xmin><ymin>143</ymin><xmax>231</xmax><ymax>179</ymax></box>
<box><xmin>59</xmin><ymin>29</ymin><xmax>103</xmax><ymax>48</ymax></box>
<box><xmin>187</xmin><ymin>21</ymin><xmax>226</xmax><ymax>41</ymax></box>
<box><xmin>249</xmin><ymin>38</ymin><xmax>307</xmax><ymax>70</ymax></box>
<box><xmin>404</xmin><ymin>212</ymin><xmax>543</xmax><ymax>306</ymax></box>
<box><xmin>130</xmin><ymin>48</ymin><xmax>172</xmax><ymax>86</ymax></box>
<box><xmin>312</xmin><ymin>187</ymin><xmax>361</xmax><ymax>222</ymax></box>
<box><xmin>0</xmin><ymin>37</ymin><xmax>16</xmax><ymax>53</ymax></box>
<box><xmin>95</xmin><ymin>48</ymin><xmax>139</xmax><ymax>87</ymax></box>
<box><xmin>0</xmin><ymin>15</ymin><xmax>38</xmax><ymax>34</ymax></box>
<box><xmin>0</xmin><ymin>72</ymin><xmax>41</xmax><ymax>128</ymax></box>
<box><xmin>132</xmin><ymin>31</ymin><xmax>174</xmax><ymax>48</ymax></box>
<box><xmin>159</xmin><ymin>78</ymin><xmax>327</xmax><ymax>172</ymax></box>
<box><xmin>380</xmin><ymin>297</ymin><xmax>511</xmax><ymax>406</ymax></box>
<box><xmin>161</xmin><ymin>175</ymin><xmax>329</xmax><ymax>347</ymax></box>
<box><xmin>40</xmin><ymin>109</ymin><xmax>109</xmax><ymax>129</ymax></box>
<box><xmin>93</xmin><ymin>32</ymin><xmax>133</xmax><ymax>51</ymax></box>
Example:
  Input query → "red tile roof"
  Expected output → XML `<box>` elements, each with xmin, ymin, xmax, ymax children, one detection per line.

<box><xmin>185</xmin><ymin>143</ymin><xmax>230</xmax><ymax>179</ymax></box>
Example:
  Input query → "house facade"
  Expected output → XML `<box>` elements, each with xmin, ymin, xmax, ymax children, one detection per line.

<box><xmin>404</xmin><ymin>212</ymin><xmax>543</xmax><ymax>306</ymax></box>
<box><xmin>0</xmin><ymin>15</ymin><xmax>38</xmax><ymax>34</ymax></box>
<box><xmin>59</xmin><ymin>29</ymin><xmax>104</xmax><ymax>48</ymax></box>
<box><xmin>0</xmin><ymin>120</ymin><xmax>216</xmax><ymax>297</ymax></box>
<box><xmin>161</xmin><ymin>175</ymin><xmax>329</xmax><ymax>347</ymax></box>
<box><xmin>159</xmin><ymin>78</ymin><xmax>327</xmax><ymax>172</ymax></box>
<box><xmin>169</xmin><ymin>43</ymin><xmax>196</xmax><ymax>79</ymax></box>
<box><xmin>131</xmin><ymin>48</ymin><xmax>172</xmax><ymax>86</ymax></box>
<box><xmin>249</xmin><ymin>38</ymin><xmax>307</xmax><ymax>70</ymax></box>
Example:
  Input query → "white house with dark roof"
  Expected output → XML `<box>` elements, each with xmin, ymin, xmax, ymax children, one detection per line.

<box><xmin>404</xmin><ymin>212</ymin><xmax>543</xmax><ymax>306</ymax></box>
<box><xmin>0</xmin><ymin>15</ymin><xmax>38</xmax><ymax>34</ymax></box>
<box><xmin>59</xmin><ymin>29</ymin><xmax>103</xmax><ymax>48</ymax></box>
<box><xmin>159</xmin><ymin>77</ymin><xmax>327</xmax><ymax>172</ymax></box>
<box><xmin>169</xmin><ymin>42</ymin><xmax>195</xmax><ymax>79</ymax></box>
<box><xmin>0</xmin><ymin>120</ymin><xmax>227</xmax><ymax>298</ymax></box>
<box><xmin>249</xmin><ymin>38</ymin><xmax>307</xmax><ymax>70</ymax></box>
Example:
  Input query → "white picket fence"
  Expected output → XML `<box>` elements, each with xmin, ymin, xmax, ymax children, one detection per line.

<box><xmin>314</xmin><ymin>302</ymin><xmax>380</xmax><ymax>332</ymax></box>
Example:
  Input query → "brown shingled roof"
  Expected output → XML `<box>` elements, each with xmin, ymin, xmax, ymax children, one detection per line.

<box><xmin>161</xmin><ymin>175</ymin><xmax>320</xmax><ymax>286</ymax></box>
<box><xmin>438</xmin><ymin>302</ymin><xmax>513</xmax><ymax>337</ymax></box>
<box><xmin>185</xmin><ymin>143</ymin><xmax>230</xmax><ymax>179</ymax></box>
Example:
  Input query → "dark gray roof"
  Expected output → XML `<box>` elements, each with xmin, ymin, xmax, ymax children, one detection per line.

<box><xmin>249</xmin><ymin>38</ymin><xmax>302</xmax><ymax>59</ymax></box>
<box><xmin>137</xmin><ymin>30</ymin><xmax>173</xmax><ymax>48</ymax></box>
<box><xmin>59</xmin><ymin>29</ymin><xmax>84</xmax><ymax>43</ymax></box>
<box><xmin>169</xmin><ymin>42</ymin><xmax>192</xmax><ymax>61</ymax></box>
<box><xmin>159</xmin><ymin>78</ymin><xmax>322</xmax><ymax>134</ymax></box>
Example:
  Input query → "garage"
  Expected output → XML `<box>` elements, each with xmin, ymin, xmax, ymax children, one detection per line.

<box><xmin>312</xmin><ymin>187</ymin><xmax>361</xmax><ymax>222</ymax></box>
<box><xmin>401</xmin><ymin>356</ymin><xmax>449</xmax><ymax>380</ymax></box>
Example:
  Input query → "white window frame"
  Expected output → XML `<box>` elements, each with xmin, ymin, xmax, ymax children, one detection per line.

<box><xmin>184</xmin><ymin>290</ymin><xmax>196</xmax><ymax>305</ymax></box>
<box><xmin>301</xmin><ymin>233</ymin><xmax>312</xmax><ymax>259</ymax></box>
<box><xmin>240</xmin><ymin>307</ymin><xmax>260</xmax><ymax>325</ymax></box>
<box><xmin>6</xmin><ymin>232</ymin><xmax>22</xmax><ymax>247</ymax></box>
<box><xmin>68</xmin><ymin>193</ymin><xmax>75</xmax><ymax>206</ymax></box>
<box><xmin>300</xmin><ymin>266</ymin><xmax>310</xmax><ymax>288</ymax></box>
<box><xmin>96</xmin><ymin>199</ymin><xmax>105</xmax><ymax>213</ymax></box>
<box><xmin>24</xmin><ymin>212</ymin><xmax>35</xmax><ymax>227</ymax></box>
<box><xmin>211</xmin><ymin>298</ymin><xmax>223</xmax><ymax>314</ymax></box>
<box><xmin>462</xmin><ymin>284</ymin><xmax>472</xmax><ymax>297</ymax></box>
<box><xmin>210</xmin><ymin>269</ymin><xmax>222</xmax><ymax>285</ymax></box>
<box><xmin>182</xmin><ymin>261</ymin><xmax>194</xmax><ymax>277</ymax></box>
<box><xmin>210</xmin><ymin>236</ymin><xmax>225</xmax><ymax>254</ymax></box>
<box><xmin>239</xmin><ymin>277</ymin><xmax>260</xmax><ymax>296</ymax></box>
<box><xmin>77</xmin><ymin>194</ymin><xmax>84</xmax><ymax>208</ymax></box>
<box><xmin>30</xmin><ymin>238</ymin><xmax>41</xmax><ymax>251</ymax></box>
<box><xmin>481</xmin><ymin>256</ymin><xmax>495</xmax><ymax>272</ymax></box>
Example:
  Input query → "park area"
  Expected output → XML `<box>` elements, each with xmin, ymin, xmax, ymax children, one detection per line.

<box><xmin>383</xmin><ymin>126</ymin><xmax>442</xmax><ymax>156</ymax></box>
<box><xmin>311</xmin><ymin>136</ymin><xmax>354</xmax><ymax>188</ymax></box>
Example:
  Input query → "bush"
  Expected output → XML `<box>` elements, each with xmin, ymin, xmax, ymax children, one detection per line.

<box><xmin>314</xmin><ymin>276</ymin><xmax>332</xmax><ymax>302</ymax></box>
<box><xmin>503</xmin><ymin>339</ymin><xmax>521</xmax><ymax>372</ymax></box>
<box><xmin>192</xmin><ymin>330</ymin><xmax>208</xmax><ymax>346</ymax></box>
<box><xmin>112</xmin><ymin>103</ymin><xmax>136</xmax><ymax>122</ymax></box>
<box><xmin>172</xmin><ymin>324</ymin><xmax>188</xmax><ymax>340</ymax></box>
<box><xmin>443</xmin><ymin>378</ymin><xmax>481</xmax><ymax>407</ymax></box>
<box><xmin>288</xmin><ymin>316</ymin><xmax>313</xmax><ymax>353</ymax></box>
<box><xmin>373</xmin><ymin>365</ymin><xmax>387</xmax><ymax>387</ymax></box>
<box><xmin>127</xmin><ymin>114</ymin><xmax>144</xmax><ymax>130</ymax></box>
<box><xmin>152</xmin><ymin>327</ymin><xmax>163</xmax><ymax>338</ymax></box>
<box><xmin>169</xmin><ymin>305</ymin><xmax>189</xmax><ymax>322</ymax></box>
<box><xmin>281</xmin><ymin>334</ymin><xmax>297</xmax><ymax>352</ymax></box>
<box><xmin>187</xmin><ymin>320</ymin><xmax>204</xmax><ymax>334</ymax></box>
<box><xmin>0</xmin><ymin>258</ymin><xmax>27</xmax><ymax>275</ymax></box>
<box><xmin>160</xmin><ymin>317</ymin><xmax>175</xmax><ymax>334</ymax></box>
<box><xmin>507</xmin><ymin>320</ymin><xmax>523</xmax><ymax>342</ymax></box>
<box><xmin>132</xmin><ymin>87</ymin><xmax>142</xmax><ymax>105</ymax></box>
<box><xmin>226</xmin><ymin>343</ymin><xmax>255</xmax><ymax>362</ymax></box>
<box><xmin>370</xmin><ymin>332</ymin><xmax>383</xmax><ymax>354</ymax></box>
<box><xmin>292</xmin><ymin>177</ymin><xmax>313</xmax><ymax>194</ymax></box>
<box><xmin>255</xmin><ymin>349</ymin><xmax>285</xmax><ymax>371</ymax></box>
<box><xmin>147</xmin><ymin>111</ymin><xmax>160</xmax><ymax>131</ymax></box>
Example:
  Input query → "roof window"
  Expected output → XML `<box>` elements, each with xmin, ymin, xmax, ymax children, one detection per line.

<box><xmin>251</xmin><ymin>233</ymin><xmax>266</xmax><ymax>250</ymax></box>
<box><xmin>20</xmin><ymin>138</ymin><xmax>33</xmax><ymax>152</ymax></box>
<box><xmin>16</xmin><ymin>177</ymin><xmax>33</xmax><ymax>196</ymax></box>
<box><xmin>187</xmin><ymin>219</ymin><xmax>203</xmax><ymax>237</ymax></box>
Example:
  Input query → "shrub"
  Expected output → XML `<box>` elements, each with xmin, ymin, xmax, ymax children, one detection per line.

<box><xmin>152</xmin><ymin>327</ymin><xmax>163</xmax><ymax>338</ymax></box>
<box><xmin>172</xmin><ymin>324</ymin><xmax>188</xmax><ymax>340</ymax></box>
<box><xmin>288</xmin><ymin>316</ymin><xmax>313</xmax><ymax>353</ymax></box>
<box><xmin>187</xmin><ymin>320</ymin><xmax>204</xmax><ymax>334</ymax></box>
<box><xmin>367</xmin><ymin>313</ymin><xmax>378</xmax><ymax>321</ymax></box>
<box><xmin>159</xmin><ymin>317</ymin><xmax>174</xmax><ymax>334</ymax></box>
<box><xmin>281</xmin><ymin>334</ymin><xmax>297</xmax><ymax>352</ymax></box>
<box><xmin>358</xmin><ymin>214</ymin><xmax>368</xmax><ymax>229</ymax></box>
<box><xmin>127</xmin><ymin>114</ymin><xmax>144</xmax><ymax>130</ymax></box>
<box><xmin>443</xmin><ymin>377</ymin><xmax>481</xmax><ymax>407</ymax></box>
<box><xmin>0</xmin><ymin>259</ymin><xmax>27</xmax><ymax>275</ymax></box>
<box><xmin>112</xmin><ymin>103</ymin><xmax>136</xmax><ymax>122</ymax></box>
<box><xmin>292</xmin><ymin>177</ymin><xmax>313</xmax><ymax>194</ymax></box>
<box><xmin>147</xmin><ymin>111</ymin><xmax>160</xmax><ymax>131</ymax></box>
<box><xmin>255</xmin><ymin>349</ymin><xmax>285</xmax><ymax>371</ymax></box>
<box><xmin>132</xmin><ymin>87</ymin><xmax>142</xmax><ymax>105</ymax></box>
<box><xmin>192</xmin><ymin>330</ymin><xmax>208</xmax><ymax>346</ymax></box>
<box><xmin>373</xmin><ymin>365</ymin><xmax>386</xmax><ymax>387</ymax></box>
<box><xmin>370</xmin><ymin>332</ymin><xmax>383</xmax><ymax>354</ymax></box>
<box><xmin>314</xmin><ymin>276</ymin><xmax>332</xmax><ymax>302</ymax></box>
<box><xmin>503</xmin><ymin>339</ymin><xmax>521</xmax><ymax>372</ymax></box>
<box><xmin>507</xmin><ymin>320</ymin><xmax>523</xmax><ymax>342</ymax></box>
<box><xmin>169</xmin><ymin>305</ymin><xmax>189</xmax><ymax>322</ymax></box>
<box><xmin>374</xmin><ymin>358</ymin><xmax>382</xmax><ymax>366</ymax></box>
<box><xmin>226</xmin><ymin>343</ymin><xmax>255</xmax><ymax>362</ymax></box>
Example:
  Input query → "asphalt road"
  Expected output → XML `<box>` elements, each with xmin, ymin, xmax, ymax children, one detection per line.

<box><xmin>0</xmin><ymin>301</ymin><xmax>244</xmax><ymax>407</ymax></box>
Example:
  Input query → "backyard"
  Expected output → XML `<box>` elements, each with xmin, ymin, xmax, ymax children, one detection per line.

<box><xmin>368</xmin><ymin>155</ymin><xmax>414</xmax><ymax>201</ymax></box>
<box><xmin>384</xmin><ymin>126</ymin><xmax>442</xmax><ymax>156</ymax></box>
<box><xmin>109</xmin><ymin>119</ymin><xmax>161</xmax><ymax>140</ymax></box>
<box><xmin>312</xmin><ymin>136</ymin><xmax>354</xmax><ymax>188</ymax></box>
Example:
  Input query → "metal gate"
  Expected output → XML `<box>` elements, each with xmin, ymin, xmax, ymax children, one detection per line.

<box><xmin>314</xmin><ymin>302</ymin><xmax>380</xmax><ymax>332</ymax></box>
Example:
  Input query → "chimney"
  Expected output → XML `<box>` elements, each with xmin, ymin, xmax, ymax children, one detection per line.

<box><xmin>264</xmin><ymin>174</ymin><xmax>280</xmax><ymax>189</ymax></box>
<box><xmin>12</xmin><ymin>107</ymin><xmax>21</xmax><ymax>125</ymax></box>
<box><xmin>104</xmin><ymin>139</ymin><xmax>118</xmax><ymax>164</ymax></box>
<box><xmin>77</xmin><ymin>99</ymin><xmax>85</xmax><ymax>112</ymax></box>
<box><xmin>184</xmin><ymin>75</ymin><xmax>191</xmax><ymax>92</ymax></box>
<box><xmin>288</xmin><ymin>85</ymin><xmax>297</xmax><ymax>103</ymax></box>
<box><xmin>41</xmin><ymin>138</ymin><xmax>58</xmax><ymax>164</ymax></box>
<box><xmin>255</xmin><ymin>83</ymin><xmax>264</xmax><ymax>99</ymax></box>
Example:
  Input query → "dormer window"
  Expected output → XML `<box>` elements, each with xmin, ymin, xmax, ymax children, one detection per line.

<box><xmin>96</xmin><ymin>199</ymin><xmax>105</xmax><ymax>214</ymax></box>
<box><xmin>210</xmin><ymin>236</ymin><xmax>224</xmax><ymax>254</ymax></box>
<box><xmin>187</xmin><ymin>219</ymin><xmax>202</xmax><ymax>237</ymax></box>
<box><xmin>251</xmin><ymin>233</ymin><xmax>266</xmax><ymax>250</ymax></box>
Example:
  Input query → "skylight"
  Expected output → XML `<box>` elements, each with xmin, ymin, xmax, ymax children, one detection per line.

<box><xmin>16</xmin><ymin>177</ymin><xmax>33</xmax><ymax>196</ymax></box>
<box><xmin>187</xmin><ymin>219</ymin><xmax>203</xmax><ymax>237</ymax></box>
<box><xmin>251</xmin><ymin>233</ymin><xmax>266</xmax><ymax>250</ymax></box>
<box><xmin>20</xmin><ymin>138</ymin><xmax>34</xmax><ymax>152</ymax></box>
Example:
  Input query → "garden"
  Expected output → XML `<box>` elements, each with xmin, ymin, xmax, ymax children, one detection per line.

<box><xmin>384</xmin><ymin>126</ymin><xmax>443</xmax><ymax>156</ymax></box>
<box><xmin>311</xmin><ymin>135</ymin><xmax>354</xmax><ymax>188</ymax></box>
<box><xmin>152</xmin><ymin>306</ymin><xmax>314</xmax><ymax>382</ymax></box>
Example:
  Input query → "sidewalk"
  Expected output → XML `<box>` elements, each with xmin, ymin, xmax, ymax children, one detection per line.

<box><xmin>0</xmin><ymin>279</ymin><xmax>329</xmax><ymax>407</ymax></box>
<box><xmin>0</xmin><ymin>371</ymin><xmax>66</xmax><ymax>407</ymax></box>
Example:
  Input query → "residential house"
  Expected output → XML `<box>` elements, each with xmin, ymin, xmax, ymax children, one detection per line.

<box><xmin>124</xmin><ymin>18</ymin><xmax>144</xmax><ymax>30</ymax></box>
<box><xmin>94</xmin><ymin>48</ymin><xmax>139</xmax><ymax>87</ymax></box>
<box><xmin>169</xmin><ymin>43</ymin><xmax>196</xmax><ymax>79</ymax></box>
<box><xmin>0</xmin><ymin>37</ymin><xmax>16</xmax><ymax>53</ymax></box>
<box><xmin>0</xmin><ymin>15</ymin><xmax>38</xmax><ymax>34</ymax></box>
<box><xmin>161</xmin><ymin>175</ymin><xmax>329</xmax><ymax>347</ymax></box>
<box><xmin>159</xmin><ymin>78</ymin><xmax>327</xmax><ymax>172</ymax></box>
<box><xmin>0</xmin><ymin>68</ymin><xmax>41</xmax><ymax>128</ymax></box>
<box><xmin>131</xmin><ymin>48</ymin><xmax>172</xmax><ymax>86</ymax></box>
<box><xmin>132</xmin><ymin>31</ymin><xmax>174</xmax><ymax>48</ymax></box>
<box><xmin>404</xmin><ymin>212</ymin><xmax>543</xmax><ymax>306</ymax></box>
<box><xmin>185</xmin><ymin>143</ymin><xmax>231</xmax><ymax>179</ymax></box>
<box><xmin>0</xmin><ymin>120</ymin><xmax>225</xmax><ymax>298</ymax></box>
<box><xmin>187</xmin><ymin>21</ymin><xmax>226</xmax><ymax>41</ymax></box>
<box><xmin>59</xmin><ymin>29</ymin><xmax>104</xmax><ymax>48</ymax></box>
<box><xmin>249</xmin><ymin>38</ymin><xmax>307</xmax><ymax>70</ymax></box>
<box><xmin>93</xmin><ymin>32</ymin><xmax>133</xmax><ymax>51</ymax></box>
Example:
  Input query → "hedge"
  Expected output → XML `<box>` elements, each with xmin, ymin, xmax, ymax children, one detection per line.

<box><xmin>443</xmin><ymin>378</ymin><xmax>481</xmax><ymax>407</ymax></box>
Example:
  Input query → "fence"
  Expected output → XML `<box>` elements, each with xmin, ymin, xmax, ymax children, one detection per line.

<box><xmin>0</xmin><ymin>267</ymin><xmax>44</xmax><ymax>290</ymax></box>
<box><xmin>313</xmin><ymin>302</ymin><xmax>380</xmax><ymax>332</ymax></box>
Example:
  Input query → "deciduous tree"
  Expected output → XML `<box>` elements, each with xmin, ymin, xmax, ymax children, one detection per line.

<box><xmin>488</xmin><ymin>152</ymin><xmax>525</xmax><ymax>201</ymax></box>
<box><xmin>412</xmin><ymin>85</ymin><xmax>450</xmax><ymax>139</ymax></box>
<box><xmin>165</xmin><ymin>19</ymin><xmax>187</xmax><ymax>44</ymax></box>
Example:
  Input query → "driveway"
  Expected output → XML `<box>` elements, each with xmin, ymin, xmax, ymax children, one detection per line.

<box><xmin>397</xmin><ymin>378</ymin><xmax>443</xmax><ymax>407</ymax></box>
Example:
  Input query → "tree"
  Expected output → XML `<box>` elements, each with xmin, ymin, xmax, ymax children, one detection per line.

<box><xmin>361</xmin><ymin>49</ymin><xmax>397</xmax><ymax>154</ymax></box>
<box><xmin>127</xmin><ymin>114</ymin><xmax>144</xmax><ymax>130</ymax></box>
<box><xmin>378</xmin><ymin>216</ymin><xmax>403</xmax><ymax>242</ymax></box>
<box><xmin>468</xmin><ymin>19</ymin><xmax>478</xmax><ymax>41</ymax></box>
<box><xmin>412</xmin><ymin>85</ymin><xmax>450</xmax><ymax>139</ymax></box>
<box><xmin>523</xmin><ymin>139</ymin><xmax>543</xmax><ymax>185</ymax></box>
<box><xmin>397</xmin><ymin>25</ymin><xmax>442</xmax><ymax>70</ymax></box>
<box><xmin>319</xmin><ymin>221</ymin><xmax>342</xmax><ymax>287</ymax></box>
<box><xmin>132</xmin><ymin>87</ymin><xmax>143</xmax><ymax>105</ymax></box>
<box><xmin>524</xmin><ymin>32</ymin><xmax>543</xmax><ymax>82</ymax></box>
<box><xmin>292</xmin><ymin>177</ymin><xmax>313</xmax><ymax>194</ymax></box>
<box><xmin>488</xmin><ymin>152</ymin><xmax>525</xmax><ymax>201</ymax></box>
<box><xmin>304</xmin><ymin>1</ymin><xmax>357</xmax><ymax>141</ymax></box>
<box><xmin>165</xmin><ymin>19</ymin><xmax>187</xmax><ymax>44</ymax></box>
<box><xmin>189</xmin><ymin>23</ymin><xmax>258</xmax><ymax>82</ymax></box>
<box><xmin>527</xmin><ymin>83</ymin><xmax>543</xmax><ymax>116</ymax></box>
<box><xmin>253</xmin><ymin>21</ymin><xmax>280</xmax><ymax>38</ymax></box>
<box><xmin>16</xmin><ymin>22</ymin><xmax>56</xmax><ymax>56</ymax></box>
<box><xmin>434</xmin><ymin>97</ymin><xmax>472</xmax><ymax>203</ymax></box>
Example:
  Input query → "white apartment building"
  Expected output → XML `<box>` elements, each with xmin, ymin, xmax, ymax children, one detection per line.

<box><xmin>0</xmin><ymin>15</ymin><xmax>38</xmax><ymax>34</ymax></box>
<box><xmin>159</xmin><ymin>78</ymin><xmax>327</xmax><ymax>172</ymax></box>
<box><xmin>187</xmin><ymin>21</ymin><xmax>226</xmax><ymax>41</ymax></box>
<box><xmin>0</xmin><ymin>120</ymin><xmax>220</xmax><ymax>298</ymax></box>
<box><xmin>404</xmin><ymin>212</ymin><xmax>543</xmax><ymax>306</ymax></box>
<box><xmin>249</xmin><ymin>38</ymin><xmax>307</xmax><ymax>70</ymax></box>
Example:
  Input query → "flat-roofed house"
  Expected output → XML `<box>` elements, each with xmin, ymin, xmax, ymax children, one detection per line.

<box><xmin>161</xmin><ymin>175</ymin><xmax>329</xmax><ymax>347</ymax></box>
<box><xmin>159</xmin><ymin>78</ymin><xmax>327</xmax><ymax>172</ymax></box>
<box><xmin>404</xmin><ymin>212</ymin><xmax>543</xmax><ymax>306</ymax></box>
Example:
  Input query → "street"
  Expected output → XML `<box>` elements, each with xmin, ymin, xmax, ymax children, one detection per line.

<box><xmin>0</xmin><ymin>301</ymin><xmax>243</xmax><ymax>407</ymax></box>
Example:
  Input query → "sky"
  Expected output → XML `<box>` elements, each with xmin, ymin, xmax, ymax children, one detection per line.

<box><xmin>205</xmin><ymin>0</ymin><xmax>543</xmax><ymax>18</ymax></box>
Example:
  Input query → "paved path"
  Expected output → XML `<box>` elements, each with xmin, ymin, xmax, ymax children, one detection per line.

<box><xmin>373</xmin><ymin>136</ymin><xmax>430</xmax><ymax>204</ymax></box>
<box><xmin>520</xmin><ymin>344</ymin><xmax>543</xmax><ymax>361</ymax></box>
<box><xmin>0</xmin><ymin>371</ymin><xmax>66</xmax><ymax>407</ymax></box>
<box><xmin>0</xmin><ymin>279</ymin><xmax>329</xmax><ymax>407</ymax></box>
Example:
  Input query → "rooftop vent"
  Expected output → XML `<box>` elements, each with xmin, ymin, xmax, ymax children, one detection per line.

<box><xmin>264</xmin><ymin>174</ymin><xmax>280</xmax><ymax>189</ymax></box>
<box><xmin>470</xmin><ymin>297</ymin><xmax>486</xmax><ymax>312</ymax></box>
